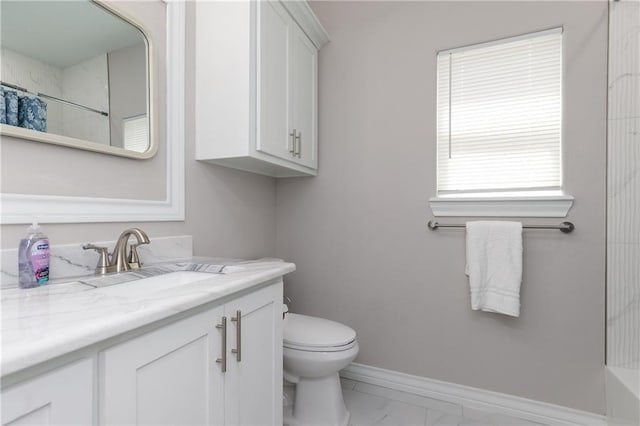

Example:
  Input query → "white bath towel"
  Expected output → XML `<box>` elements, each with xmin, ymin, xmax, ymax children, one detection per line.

<box><xmin>465</xmin><ymin>221</ymin><xmax>523</xmax><ymax>317</ymax></box>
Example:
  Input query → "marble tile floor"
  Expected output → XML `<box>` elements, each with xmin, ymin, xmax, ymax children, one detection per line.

<box><xmin>284</xmin><ymin>378</ymin><xmax>549</xmax><ymax>426</ymax></box>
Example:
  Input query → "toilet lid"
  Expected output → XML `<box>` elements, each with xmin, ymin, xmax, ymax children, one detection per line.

<box><xmin>284</xmin><ymin>313</ymin><xmax>356</xmax><ymax>348</ymax></box>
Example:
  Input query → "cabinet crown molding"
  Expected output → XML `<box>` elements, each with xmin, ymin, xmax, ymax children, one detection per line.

<box><xmin>282</xmin><ymin>1</ymin><xmax>330</xmax><ymax>49</ymax></box>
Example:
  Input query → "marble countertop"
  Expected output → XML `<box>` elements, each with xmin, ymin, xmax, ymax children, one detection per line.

<box><xmin>1</xmin><ymin>258</ymin><xmax>295</xmax><ymax>377</ymax></box>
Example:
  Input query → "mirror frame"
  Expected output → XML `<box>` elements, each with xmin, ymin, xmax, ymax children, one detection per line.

<box><xmin>0</xmin><ymin>0</ymin><xmax>185</xmax><ymax>224</ymax></box>
<box><xmin>0</xmin><ymin>0</ymin><xmax>157</xmax><ymax>159</ymax></box>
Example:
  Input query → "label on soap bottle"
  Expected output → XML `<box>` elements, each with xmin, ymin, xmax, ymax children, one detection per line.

<box><xmin>30</xmin><ymin>239</ymin><xmax>50</xmax><ymax>284</ymax></box>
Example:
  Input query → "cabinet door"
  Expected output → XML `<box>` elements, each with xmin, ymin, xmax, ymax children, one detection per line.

<box><xmin>225</xmin><ymin>283</ymin><xmax>283</xmax><ymax>426</ymax></box>
<box><xmin>100</xmin><ymin>307</ymin><xmax>226</xmax><ymax>425</ymax></box>
<box><xmin>257</xmin><ymin>0</ymin><xmax>293</xmax><ymax>161</ymax></box>
<box><xmin>290</xmin><ymin>24</ymin><xmax>318</xmax><ymax>169</ymax></box>
<box><xmin>1</xmin><ymin>358</ymin><xmax>94</xmax><ymax>426</ymax></box>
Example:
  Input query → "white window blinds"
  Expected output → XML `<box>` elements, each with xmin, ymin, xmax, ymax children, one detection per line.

<box><xmin>436</xmin><ymin>28</ymin><xmax>563</xmax><ymax>194</ymax></box>
<box><xmin>123</xmin><ymin>115</ymin><xmax>149</xmax><ymax>153</ymax></box>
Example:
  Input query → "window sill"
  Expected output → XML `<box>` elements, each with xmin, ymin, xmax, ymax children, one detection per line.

<box><xmin>429</xmin><ymin>194</ymin><xmax>574</xmax><ymax>218</ymax></box>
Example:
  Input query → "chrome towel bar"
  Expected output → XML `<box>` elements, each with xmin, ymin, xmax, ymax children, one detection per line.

<box><xmin>427</xmin><ymin>220</ymin><xmax>575</xmax><ymax>233</ymax></box>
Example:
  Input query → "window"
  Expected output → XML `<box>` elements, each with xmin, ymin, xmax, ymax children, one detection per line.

<box><xmin>436</xmin><ymin>28</ymin><xmax>563</xmax><ymax>196</ymax></box>
<box><xmin>123</xmin><ymin>114</ymin><xmax>149</xmax><ymax>153</ymax></box>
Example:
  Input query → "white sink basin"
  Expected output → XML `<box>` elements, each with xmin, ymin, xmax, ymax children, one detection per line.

<box><xmin>91</xmin><ymin>271</ymin><xmax>215</xmax><ymax>298</ymax></box>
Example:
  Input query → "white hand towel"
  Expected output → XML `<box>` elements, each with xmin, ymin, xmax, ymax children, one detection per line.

<box><xmin>465</xmin><ymin>221</ymin><xmax>523</xmax><ymax>317</ymax></box>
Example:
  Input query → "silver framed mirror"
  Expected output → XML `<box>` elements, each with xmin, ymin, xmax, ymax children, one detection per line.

<box><xmin>0</xmin><ymin>0</ymin><xmax>156</xmax><ymax>159</ymax></box>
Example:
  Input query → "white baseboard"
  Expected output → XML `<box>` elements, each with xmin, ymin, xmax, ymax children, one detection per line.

<box><xmin>341</xmin><ymin>363</ymin><xmax>606</xmax><ymax>426</ymax></box>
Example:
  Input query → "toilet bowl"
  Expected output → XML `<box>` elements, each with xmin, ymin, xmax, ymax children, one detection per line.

<box><xmin>283</xmin><ymin>313</ymin><xmax>359</xmax><ymax>426</ymax></box>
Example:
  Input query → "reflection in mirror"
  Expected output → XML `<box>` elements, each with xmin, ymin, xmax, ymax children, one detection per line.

<box><xmin>0</xmin><ymin>0</ymin><xmax>152</xmax><ymax>156</ymax></box>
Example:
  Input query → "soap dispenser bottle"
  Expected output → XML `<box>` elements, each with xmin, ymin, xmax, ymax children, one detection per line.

<box><xmin>18</xmin><ymin>222</ymin><xmax>50</xmax><ymax>288</ymax></box>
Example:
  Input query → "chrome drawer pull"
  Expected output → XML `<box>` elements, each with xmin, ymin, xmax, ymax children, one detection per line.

<box><xmin>215</xmin><ymin>316</ymin><xmax>227</xmax><ymax>372</ymax></box>
<box><xmin>231</xmin><ymin>310</ymin><xmax>242</xmax><ymax>362</ymax></box>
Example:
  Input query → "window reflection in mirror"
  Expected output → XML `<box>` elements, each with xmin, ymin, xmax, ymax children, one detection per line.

<box><xmin>0</xmin><ymin>0</ymin><xmax>152</xmax><ymax>157</ymax></box>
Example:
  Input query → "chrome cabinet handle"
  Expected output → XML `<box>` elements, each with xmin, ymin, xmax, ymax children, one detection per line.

<box><xmin>215</xmin><ymin>316</ymin><xmax>227</xmax><ymax>373</ymax></box>
<box><xmin>289</xmin><ymin>130</ymin><xmax>296</xmax><ymax>154</ymax></box>
<box><xmin>231</xmin><ymin>310</ymin><xmax>242</xmax><ymax>362</ymax></box>
<box><xmin>294</xmin><ymin>131</ymin><xmax>302</xmax><ymax>158</ymax></box>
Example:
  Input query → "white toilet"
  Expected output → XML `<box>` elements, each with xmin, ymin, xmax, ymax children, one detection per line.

<box><xmin>283</xmin><ymin>313</ymin><xmax>359</xmax><ymax>426</ymax></box>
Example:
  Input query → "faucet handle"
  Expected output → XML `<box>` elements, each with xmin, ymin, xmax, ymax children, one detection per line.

<box><xmin>83</xmin><ymin>243</ymin><xmax>111</xmax><ymax>275</ymax></box>
<box><xmin>127</xmin><ymin>243</ymin><xmax>142</xmax><ymax>270</ymax></box>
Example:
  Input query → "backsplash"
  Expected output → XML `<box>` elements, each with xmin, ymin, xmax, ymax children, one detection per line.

<box><xmin>0</xmin><ymin>235</ymin><xmax>193</xmax><ymax>289</ymax></box>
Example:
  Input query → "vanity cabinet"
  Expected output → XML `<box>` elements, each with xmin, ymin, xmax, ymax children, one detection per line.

<box><xmin>100</xmin><ymin>305</ymin><xmax>226</xmax><ymax>425</ymax></box>
<box><xmin>1</xmin><ymin>358</ymin><xmax>94</xmax><ymax>426</ymax></box>
<box><xmin>222</xmin><ymin>285</ymin><xmax>283</xmax><ymax>425</ymax></box>
<box><xmin>1</xmin><ymin>280</ymin><xmax>283</xmax><ymax>426</ymax></box>
<box><xmin>100</xmin><ymin>283</ymin><xmax>282</xmax><ymax>425</ymax></box>
<box><xmin>195</xmin><ymin>0</ymin><xmax>329</xmax><ymax>177</ymax></box>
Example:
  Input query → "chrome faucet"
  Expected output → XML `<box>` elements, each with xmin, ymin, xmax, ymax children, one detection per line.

<box><xmin>111</xmin><ymin>228</ymin><xmax>151</xmax><ymax>272</ymax></box>
<box><xmin>83</xmin><ymin>228</ymin><xmax>151</xmax><ymax>274</ymax></box>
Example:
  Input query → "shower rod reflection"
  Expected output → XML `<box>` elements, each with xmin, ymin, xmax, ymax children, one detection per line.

<box><xmin>427</xmin><ymin>220</ymin><xmax>575</xmax><ymax>233</ymax></box>
<box><xmin>1</xmin><ymin>81</ymin><xmax>109</xmax><ymax>117</ymax></box>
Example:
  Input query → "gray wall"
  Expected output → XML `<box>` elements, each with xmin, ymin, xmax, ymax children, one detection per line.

<box><xmin>1</xmin><ymin>1</ymin><xmax>277</xmax><ymax>260</ymax></box>
<box><xmin>276</xmin><ymin>1</ymin><xmax>608</xmax><ymax>414</ymax></box>
<box><xmin>108</xmin><ymin>43</ymin><xmax>147</xmax><ymax>149</ymax></box>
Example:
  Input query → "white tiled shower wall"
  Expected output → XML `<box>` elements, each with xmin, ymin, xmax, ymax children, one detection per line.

<box><xmin>0</xmin><ymin>47</ymin><xmax>109</xmax><ymax>144</ymax></box>
<box><xmin>61</xmin><ymin>54</ymin><xmax>110</xmax><ymax>145</ymax></box>
<box><xmin>606</xmin><ymin>0</ymin><xmax>640</xmax><ymax>369</ymax></box>
<box><xmin>1</xmin><ymin>48</ymin><xmax>64</xmax><ymax>135</ymax></box>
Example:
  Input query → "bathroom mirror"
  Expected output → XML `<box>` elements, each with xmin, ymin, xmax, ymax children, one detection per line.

<box><xmin>0</xmin><ymin>0</ymin><xmax>155</xmax><ymax>159</ymax></box>
<box><xmin>1</xmin><ymin>1</ymin><xmax>185</xmax><ymax>224</ymax></box>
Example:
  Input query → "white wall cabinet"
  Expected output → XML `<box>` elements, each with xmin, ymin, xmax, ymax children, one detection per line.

<box><xmin>2</xmin><ymin>282</ymin><xmax>283</xmax><ymax>426</ymax></box>
<box><xmin>195</xmin><ymin>0</ymin><xmax>328</xmax><ymax>177</ymax></box>
<box><xmin>1</xmin><ymin>358</ymin><xmax>94</xmax><ymax>426</ymax></box>
<box><xmin>100</xmin><ymin>283</ymin><xmax>282</xmax><ymax>426</ymax></box>
<box><xmin>289</xmin><ymin>17</ymin><xmax>319</xmax><ymax>170</ymax></box>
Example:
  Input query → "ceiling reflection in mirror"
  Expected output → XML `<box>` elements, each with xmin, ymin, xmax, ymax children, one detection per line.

<box><xmin>0</xmin><ymin>1</ymin><xmax>152</xmax><ymax>156</ymax></box>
